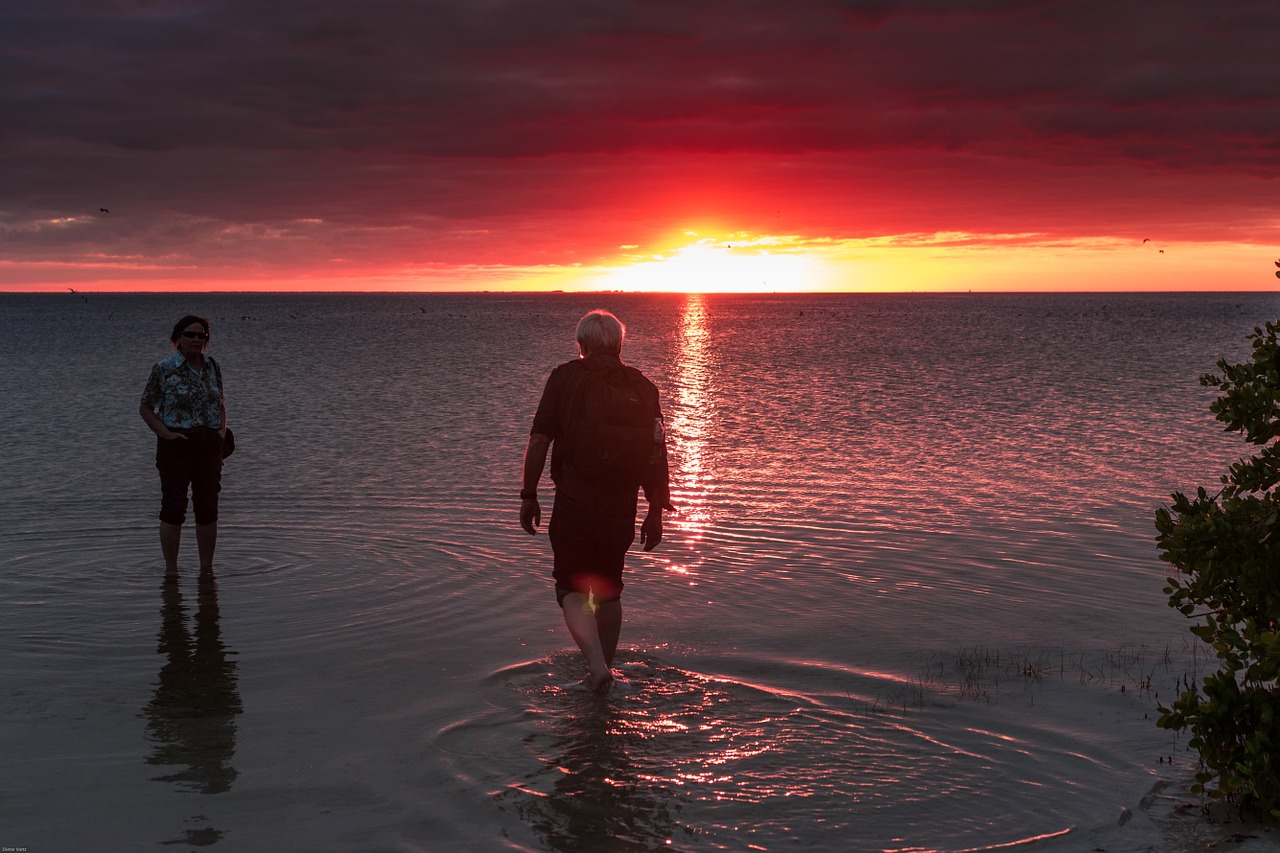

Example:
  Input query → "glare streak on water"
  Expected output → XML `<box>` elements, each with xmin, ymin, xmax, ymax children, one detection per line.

<box><xmin>2</xmin><ymin>291</ymin><xmax>1279</xmax><ymax>852</ymax></box>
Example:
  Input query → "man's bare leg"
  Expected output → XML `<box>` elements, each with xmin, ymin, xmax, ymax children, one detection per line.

<box><xmin>596</xmin><ymin>600</ymin><xmax>622</xmax><ymax>668</ymax></box>
<box><xmin>195</xmin><ymin>522</ymin><xmax>217</xmax><ymax>575</ymax></box>
<box><xmin>560</xmin><ymin>592</ymin><xmax>614</xmax><ymax>693</ymax></box>
<box><xmin>160</xmin><ymin>522</ymin><xmax>181</xmax><ymax>575</ymax></box>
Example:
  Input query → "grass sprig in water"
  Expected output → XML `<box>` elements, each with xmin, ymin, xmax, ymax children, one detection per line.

<box><xmin>918</xmin><ymin>640</ymin><xmax>1208</xmax><ymax>707</ymax></box>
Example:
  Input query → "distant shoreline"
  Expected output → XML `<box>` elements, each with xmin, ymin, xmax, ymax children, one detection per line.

<box><xmin>3</xmin><ymin>289</ymin><xmax>1279</xmax><ymax>297</ymax></box>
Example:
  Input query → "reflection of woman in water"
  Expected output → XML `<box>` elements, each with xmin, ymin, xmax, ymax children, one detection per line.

<box><xmin>143</xmin><ymin>575</ymin><xmax>241</xmax><ymax>797</ymax></box>
<box><xmin>139</xmin><ymin>315</ymin><xmax>228</xmax><ymax>576</ymax></box>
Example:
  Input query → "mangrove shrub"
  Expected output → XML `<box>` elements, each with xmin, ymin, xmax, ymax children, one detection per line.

<box><xmin>1155</xmin><ymin>317</ymin><xmax>1280</xmax><ymax>816</ymax></box>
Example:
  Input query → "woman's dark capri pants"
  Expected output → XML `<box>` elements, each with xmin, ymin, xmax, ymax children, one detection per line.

<box><xmin>156</xmin><ymin>427</ymin><xmax>223</xmax><ymax>525</ymax></box>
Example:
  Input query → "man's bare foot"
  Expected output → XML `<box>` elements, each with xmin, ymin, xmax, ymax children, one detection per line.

<box><xmin>586</xmin><ymin>669</ymin><xmax>614</xmax><ymax>694</ymax></box>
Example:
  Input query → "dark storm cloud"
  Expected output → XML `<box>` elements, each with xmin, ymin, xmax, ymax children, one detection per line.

<box><xmin>9</xmin><ymin>0</ymin><xmax>1274</xmax><ymax>159</ymax></box>
<box><xmin>2</xmin><ymin>0</ymin><xmax>1277</xmax><ymax>280</ymax></box>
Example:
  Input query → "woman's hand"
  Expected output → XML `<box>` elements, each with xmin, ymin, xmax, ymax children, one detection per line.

<box><xmin>140</xmin><ymin>404</ymin><xmax>187</xmax><ymax>440</ymax></box>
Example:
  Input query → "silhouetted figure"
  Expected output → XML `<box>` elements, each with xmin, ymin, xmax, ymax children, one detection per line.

<box><xmin>139</xmin><ymin>315</ymin><xmax>229</xmax><ymax>575</ymax></box>
<box><xmin>520</xmin><ymin>310</ymin><xmax>673</xmax><ymax>693</ymax></box>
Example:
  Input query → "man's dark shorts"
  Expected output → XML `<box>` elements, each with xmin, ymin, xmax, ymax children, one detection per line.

<box><xmin>156</xmin><ymin>428</ymin><xmax>223</xmax><ymax>525</ymax></box>
<box><xmin>549</xmin><ymin>491</ymin><xmax>636</xmax><ymax>605</ymax></box>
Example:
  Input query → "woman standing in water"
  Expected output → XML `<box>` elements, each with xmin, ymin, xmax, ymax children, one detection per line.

<box><xmin>139</xmin><ymin>315</ymin><xmax>228</xmax><ymax>576</ymax></box>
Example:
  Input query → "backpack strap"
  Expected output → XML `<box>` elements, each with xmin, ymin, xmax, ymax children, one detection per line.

<box><xmin>207</xmin><ymin>356</ymin><xmax>224</xmax><ymax>393</ymax></box>
<box><xmin>207</xmin><ymin>356</ymin><xmax>227</xmax><ymax>430</ymax></box>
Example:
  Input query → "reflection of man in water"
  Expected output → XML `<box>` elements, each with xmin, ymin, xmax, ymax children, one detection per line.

<box><xmin>509</xmin><ymin>699</ymin><xmax>679</xmax><ymax>851</ymax></box>
<box><xmin>520</xmin><ymin>310</ymin><xmax>673</xmax><ymax>693</ymax></box>
<box><xmin>143</xmin><ymin>575</ymin><xmax>241</xmax><ymax>797</ymax></box>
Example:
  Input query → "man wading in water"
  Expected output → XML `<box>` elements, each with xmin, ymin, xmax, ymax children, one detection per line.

<box><xmin>520</xmin><ymin>310</ymin><xmax>673</xmax><ymax>693</ymax></box>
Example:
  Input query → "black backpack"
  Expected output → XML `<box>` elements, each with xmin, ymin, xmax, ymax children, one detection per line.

<box><xmin>565</xmin><ymin>362</ymin><xmax>659</xmax><ymax>489</ymax></box>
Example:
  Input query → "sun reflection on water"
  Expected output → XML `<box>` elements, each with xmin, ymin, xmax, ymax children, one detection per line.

<box><xmin>662</xmin><ymin>294</ymin><xmax>716</xmax><ymax>587</ymax></box>
<box><xmin>668</xmin><ymin>294</ymin><xmax>714</xmax><ymax>535</ymax></box>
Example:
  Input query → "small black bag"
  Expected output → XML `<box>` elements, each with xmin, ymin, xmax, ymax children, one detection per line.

<box><xmin>209</xmin><ymin>356</ymin><xmax>234</xmax><ymax>459</ymax></box>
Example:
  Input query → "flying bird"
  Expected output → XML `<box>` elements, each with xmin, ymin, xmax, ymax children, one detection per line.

<box><xmin>1142</xmin><ymin>238</ymin><xmax>1150</xmax><ymax>244</ymax></box>
<box><xmin>99</xmin><ymin>208</ymin><xmax>109</xmax><ymax>213</ymax></box>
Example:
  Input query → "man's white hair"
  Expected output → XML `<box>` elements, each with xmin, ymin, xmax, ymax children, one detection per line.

<box><xmin>576</xmin><ymin>309</ymin><xmax>625</xmax><ymax>355</ymax></box>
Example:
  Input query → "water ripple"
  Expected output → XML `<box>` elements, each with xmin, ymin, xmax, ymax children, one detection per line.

<box><xmin>430</xmin><ymin>648</ymin><xmax>1183</xmax><ymax>852</ymax></box>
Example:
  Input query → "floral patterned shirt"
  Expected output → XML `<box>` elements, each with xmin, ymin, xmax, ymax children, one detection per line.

<box><xmin>141</xmin><ymin>352</ymin><xmax>224</xmax><ymax>430</ymax></box>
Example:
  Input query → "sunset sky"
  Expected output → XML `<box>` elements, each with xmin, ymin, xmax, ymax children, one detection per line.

<box><xmin>2</xmin><ymin>0</ymin><xmax>1278</xmax><ymax>293</ymax></box>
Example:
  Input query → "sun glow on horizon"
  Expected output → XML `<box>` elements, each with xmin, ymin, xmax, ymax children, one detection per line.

<box><xmin>594</xmin><ymin>235</ymin><xmax>831</xmax><ymax>293</ymax></box>
<box><xmin>3</xmin><ymin>228</ymin><xmax>1274</xmax><ymax>294</ymax></box>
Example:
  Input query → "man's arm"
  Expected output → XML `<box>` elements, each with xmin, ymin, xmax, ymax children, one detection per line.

<box><xmin>520</xmin><ymin>432</ymin><xmax>552</xmax><ymax>534</ymax></box>
<box><xmin>639</xmin><ymin>404</ymin><xmax>672</xmax><ymax>552</ymax></box>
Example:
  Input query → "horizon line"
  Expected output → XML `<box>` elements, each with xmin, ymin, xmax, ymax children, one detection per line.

<box><xmin>4</xmin><ymin>288</ymin><xmax>1279</xmax><ymax>296</ymax></box>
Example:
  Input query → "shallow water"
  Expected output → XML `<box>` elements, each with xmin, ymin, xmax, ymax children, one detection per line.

<box><xmin>3</xmin><ymin>291</ymin><xmax>1279</xmax><ymax>852</ymax></box>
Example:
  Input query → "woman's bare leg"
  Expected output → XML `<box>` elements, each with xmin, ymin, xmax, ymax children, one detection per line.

<box><xmin>160</xmin><ymin>522</ymin><xmax>181</xmax><ymax>574</ymax></box>
<box><xmin>196</xmin><ymin>522</ymin><xmax>217</xmax><ymax>574</ymax></box>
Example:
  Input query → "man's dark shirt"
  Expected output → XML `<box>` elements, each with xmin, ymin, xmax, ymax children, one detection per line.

<box><xmin>531</xmin><ymin>351</ymin><xmax>672</xmax><ymax>514</ymax></box>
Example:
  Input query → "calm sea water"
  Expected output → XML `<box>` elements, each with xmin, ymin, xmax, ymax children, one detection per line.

<box><xmin>3</xmin><ymin>291</ymin><xmax>1279</xmax><ymax>852</ymax></box>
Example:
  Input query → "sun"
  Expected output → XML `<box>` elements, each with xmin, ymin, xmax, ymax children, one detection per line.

<box><xmin>595</xmin><ymin>234</ymin><xmax>828</xmax><ymax>293</ymax></box>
